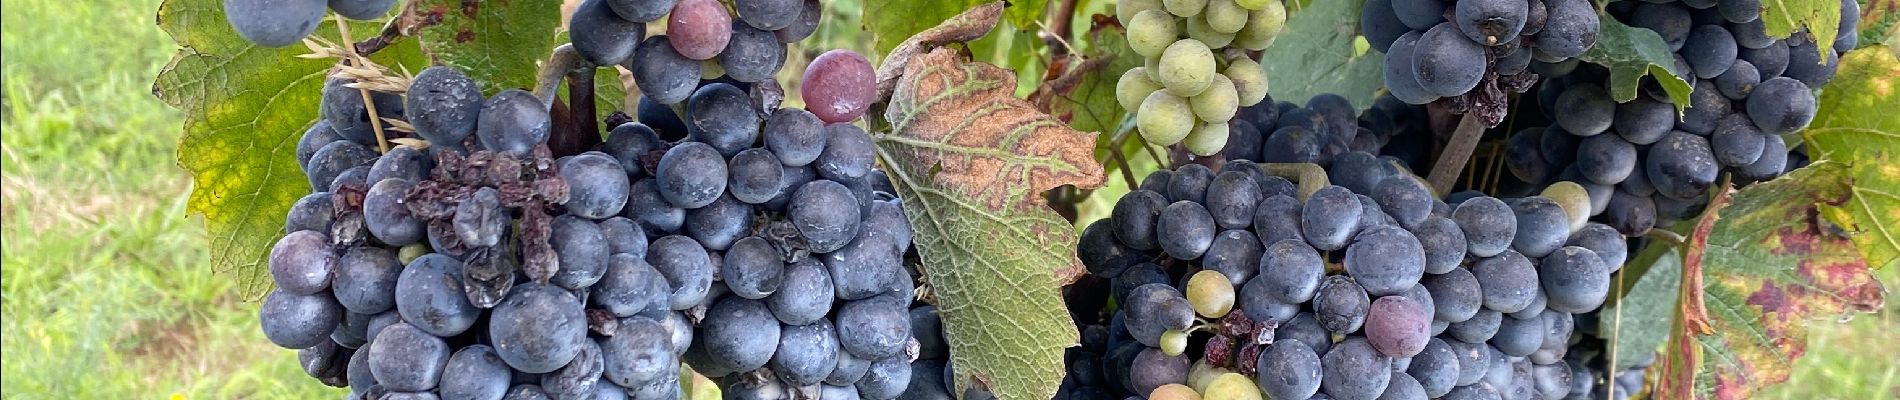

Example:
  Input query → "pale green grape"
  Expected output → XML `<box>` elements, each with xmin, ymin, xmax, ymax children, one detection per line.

<box><xmin>1118</xmin><ymin>67</ymin><xmax>1164</xmax><ymax>113</ymax></box>
<box><xmin>1129</xmin><ymin>10</ymin><xmax>1181</xmax><ymax>58</ymax></box>
<box><xmin>1204</xmin><ymin>0</ymin><xmax>1247</xmax><ymax>34</ymax></box>
<box><xmin>1117</xmin><ymin>0</ymin><xmax>1166</xmax><ymax>24</ymax></box>
<box><xmin>1224</xmin><ymin>58</ymin><xmax>1268</xmax><ymax>107</ymax></box>
<box><xmin>1161</xmin><ymin>329</ymin><xmax>1191</xmax><ymax>356</ymax></box>
<box><xmin>1234</xmin><ymin>0</ymin><xmax>1275</xmax><ymax>11</ymax></box>
<box><xmin>1138</xmin><ymin>91</ymin><xmax>1195</xmax><ymax>145</ymax></box>
<box><xmin>1159</xmin><ymin>39</ymin><xmax>1216</xmax><ymax>96</ymax></box>
<box><xmin>1150</xmin><ymin>384</ymin><xmax>1203</xmax><ymax>400</ymax></box>
<box><xmin>1233</xmin><ymin>1</ymin><xmax>1285</xmax><ymax>50</ymax></box>
<box><xmin>1164</xmin><ymin>0</ymin><xmax>1207</xmax><ymax>17</ymax></box>
<box><xmin>1542</xmin><ymin>181</ymin><xmax>1592</xmax><ymax>233</ymax></box>
<box><xmin>1184</xmin><ymin>121</ymin><xmax>1230</xmax><ymax>156</ymax></box>
<box><xmin>1186</xmin><ymin>270</ymin><xmax>1235</xmax><ymax>317</ymax></box>
<box><xmin>1186</xmin><ymin>14</ymin><xmax>1237</xmax><ymax>48</ymax></box>
<box><xmin>1203</xmin><ymin>373</ymin><xmax>1265</xmax><ymax>400</ymax></box>
<box><xmin>1186</xmin><ymin>360</ymin><xmax>1233</xmax><ymax>393</ymax></box>
<box><xmin>1190</xmin><ymin>75</ymin><xmax>1238</xmax><ymax>123</ymax></box>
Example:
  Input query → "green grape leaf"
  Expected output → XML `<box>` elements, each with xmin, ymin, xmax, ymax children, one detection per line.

<box><xmin>865</xmin><ymin>0</ymin><xmax>1043</xmax><ymax>58</ymax></box>
<box><xmin>1580</xmin><ymin>15</ymin><xmax>1694</xmax><ymax>113</ymax></box>
<box><xmin>877</xmin><ymin>46</ymin><xmax>1105</xmax><ymax>400</ymax></box>
<box><xmin>1761</xmin><ymin>0</ymin><xmax>1844</xmax><ymax>59</ymax></box>
<box><xmin>1654</xmin><ymin>162</ymin><xmax>1886</xmax><ymax>400</ymax></box>
<box><xmin>1600</xmin><ymin>240</ymin><xmax>1683</xmax><ymax>370</ymax></box>
<box><xmin>1259</xmin><ymin>0</ymin><xmax>1384</xmax><ymax>110</ymax></box>
<box><xmin>407</xmin><ymin>0</ymin><xmax>564</xmax><ymax>93</ymax></box>
<box><xmin>1805</xmin><ymin>45</ymin><xmax>1900</xmax><ymax>271</ymax></box>
<box><xmin>1049</xmin><ymin>23</ymin><xmax>1142</xmax><ymax>136</ymax></box>
<box><xmin>153</xmin><ymin>0</ymin><xmax>430</xmax><ymax>299</ymax></box>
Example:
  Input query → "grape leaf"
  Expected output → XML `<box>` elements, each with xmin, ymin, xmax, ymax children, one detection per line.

<box><xmin>154</xmin><ymin>0</ymin><xmax>565</xmax><ymax>299</ymax></box>
<box><xmin>1761</xmin><ymin>0</ymin><xmax>1844</xmax><ymax>59</ymax></box>
<box><xmin>1259</xmin><ymin>0</ymin><xmax>1384</xmax><ymax>111</ymax></box>
<box><xmin>154</xmin><ymin>0</ymin><xmax>431</xmax><ymax>299</ymax></box>
<box><xmin>864</xmin><ymin>0</ymin><xmax>1044</xmax><ymax>58</ymax></box>
<box><xmin>408</xmin><ymin>0</ymin><xmax>565</xmax><ymax>93</ymax></box>
<box><xmin>1653</xmin><ymin>162</ymin><xmax>1886</xmax><ymax>400</ymax></box>
<box><xmin>1600</xmin><ymin>241</ymin><xmax>1682</xmax><ymax>370</ymax></box>
<box><xmin>1804</xmin><ymin>45</ymin><xmax>1900</xmax><ymax>271</ymax></box>
<box><xmin>1580</xmin><ymin>15</ymin><xmax>1694</xmax><ymax>113</ymax></box>
<box><xmin>1049</xmin><ymin>23</ymin><xmax>1141</xmax><ymax>136</ymax></box>
<box><xmin>877</xmin><ymin>46</ymin><xmax>1106</xmax><ymax>400</ymax></box>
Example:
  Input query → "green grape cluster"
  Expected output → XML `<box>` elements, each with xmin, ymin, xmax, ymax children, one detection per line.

<box><xmin>1115</xmin><ymin>0</ymin><xmax>1284</xmax><ymax>156</ymax></box>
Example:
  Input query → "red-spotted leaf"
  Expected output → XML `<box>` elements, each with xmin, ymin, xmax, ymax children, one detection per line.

<box><xmin>1656</xmin><ymin>162</ymin><xmax>1887</xmax><ymax>400</ymax></box>
<box><xmin>877</xmin><ymin>45</ymin><xmax>1106</xmax><ymax>400</ymax></box>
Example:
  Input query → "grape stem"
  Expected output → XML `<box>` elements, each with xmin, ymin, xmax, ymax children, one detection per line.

<box><xmin>1259</xmin><ymin>163</ymin><xmax>1329</xmax><ymax>202</ymax></box>
<box><xmin>335</xmin><ymin>13</ymin><xmax>392</xmax><ymax>154</ymax></box>
<box><xmin>352</xmin><ymin>12</ymin><xmax>407</xmax><ymax>57</ymax></box>
<box><xmin>533</xmin><ymin>45</ymin><xmax>589</xmax><ymax>109</ymax></box>
<box><xmin>1427</xmin><ymin>113</ymin><xmax>1485</xmax><ymax>197</ymax></box>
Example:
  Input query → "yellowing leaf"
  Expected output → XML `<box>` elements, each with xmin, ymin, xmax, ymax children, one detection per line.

<box><xmin>1806</xmin><ymin>45</ymin><xmax>1900</xmax><ymax>271</ymax></box>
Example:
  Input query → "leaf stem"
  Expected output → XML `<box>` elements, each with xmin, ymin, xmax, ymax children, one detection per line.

<box><xmin>336</xmin><ymin>13</ymin><xmax>391</xmax><ymax>154</ymax></box>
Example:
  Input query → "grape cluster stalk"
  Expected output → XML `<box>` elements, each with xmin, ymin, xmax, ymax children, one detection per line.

<box><xmin>254</xmin><ymin>0</ymin><xmax>959</xmax><ymax>398</ymax></box>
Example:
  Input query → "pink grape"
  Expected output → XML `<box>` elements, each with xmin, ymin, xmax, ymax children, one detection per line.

<box><xmin>666</xmin><ymin>0</ymin><xmax>733</xmax><ymax>60</ymax></box>
<box><xmin>801</xmin><ymin>50</ymin><xmax>877</xmax><ymax>123</ymax></box>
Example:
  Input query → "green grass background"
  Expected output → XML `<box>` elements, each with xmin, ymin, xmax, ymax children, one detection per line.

<box><xmin>0</xmin><ymin>0</ymin><xmax>1892</xmax><ymax>398</ymax></box>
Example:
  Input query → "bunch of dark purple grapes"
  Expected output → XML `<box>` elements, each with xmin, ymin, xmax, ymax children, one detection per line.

<box><xmin>1360</xmin><ymin>0</ymin><xmax>1602</xmax><ymax>125</ymax></box>
<box><xmin>1499</xmin><ymin>0</ymin><xmax>1852</xmax><ymax>237</ymax></box>
<box><xmin>1071</xmin><ymin>93</ymin><xmax>1630</xmax><ymax>400</ymax></box>
<box><xmin>263</xmin><ymin>14</ymin><xmax>929</xmax><ymax>395</ymax></box>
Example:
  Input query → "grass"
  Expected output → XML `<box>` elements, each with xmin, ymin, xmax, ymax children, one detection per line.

<box><xmin>0</xmin><ymin>0</ymin><xmax>340</xmax><ymax>397</ymax></box>
<box><xmin>0</xmin><ymin>0</ymin><xmax>1892</xmax><ymax>399</ymax></box>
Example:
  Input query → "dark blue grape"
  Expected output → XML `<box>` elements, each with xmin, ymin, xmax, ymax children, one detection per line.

<box><xmin>1346</xmin><ymin>225</ymin><xmax>1427</xmax><ymax>296</ymax></box>
<box><xmin>1471</xmin><ymin>250</ymin><xmax>1538</xmax><ymax>313</ymax></box>
<box><xmin>1447</xmin><ymin>309</ymin><xmax>1502</xmax><ymax>344</ymax></box>
<box><xmin>1314</xmin><ymin>275</ymin><xmax>1371</xmax><ymax>334</ymax></box>
<box><xmin>1253</xmin><ymin>194</ymin><xmax>1305</xmax><ymax>246</ymax></box>
<box><xmin>550</xmin><ymin>216</ymin><xmax>611</xmax><ymax>290</ymax></box>
<box><xmin>723</xmin><ymin>237</ymin><xmax>785</xmax><ymax>299</ymax></box>
<box><xmin>542</xmin><ymin>339</ymin><xmax>605</xmax><ymax>399</ymax></box>
<box><xmin>773</xmin><ymin>320</ymin><xmax>841</xmax><ymax>386</ymax></box>
<box><xmin>700</xmin><ymin>297</ymin><xmax>782</xmax><ymax>372</ymax></box>
<box><xmin>857</xmin><ymin>355</ymin><xmax>912</xmax><ymax>400</ymax></box>
<box><xmin>604</xmin><ymin>0</ymin><xmax>673</xmax><ymax>22</ymax></box>
<box><xmin>1414</xmin><ymin>216</ymin><xmax>1467</xmax><ymax>274</ymax></box>
<box><xmin>1539</xmin><ymin>246</ymin><xmax>1610</xmax><ymax>313</ymax></box>
<box><xmin>835</xmin><ymin>295</ymin><xmax>910</xmax><ymax>360</ymax></box>
<box><xmin>570</xmin><ymin>0</ymin><xmax>646</xmax><ymax>65</ymax></box>
<box><xmin>1304</xmin><ymin>185</ymin><xmax>1365</xmax><ymax>251</ymax></box>
<box><xmin>561</xmin><ymin>153</ymin><xmax>631</xmax><ymax>219</ymax></box>
<box><xmin>647</xmin><ymin>235</ymin><xmax>714</xmax><ymax>310</ymax></box>
<box><xmin>769</xmin><ymin>258</ymin><xmax>834</xmax><ymax>325</ymax></box>
<box><xmin>1256</xmin><ymin>339</ymin><xmax>1323</xmax><ymax>400</ymax></box>
<box><xmin>1203</xmin><ymin>230</ymin><xmax>1264</xmax><ymax>285</ymax></box>
<box><xmin>223</xmin><ymin>0</ymin><xmax>325</xmax><ymax>47</ymax></box>
<box><xmin>686</xmin><ymin>83</ymin><xmax>761</xmax><ymax>157</ymax></box>
<box><xmin>604</xmin><ymin>123</ymin><xmax>663</xmax><ymax>176</ymax></box>
<box><xmin>790</xmin><ymin>180</ymin><xmax>863</xmax><ymax>253</ymax></box>
<box><xmin>1684</xmin><ymin>25</ymin><xmax>1739</xmax><ymax>79</ymax></box>
<box><xmin>592</xmin><ymin>254</ymin><xmax>671</xmax><ymax>317</ymax></box>
<box><xmin>684</xmin><ymin>194</ymin><xmax>751</xmax><ymax>251</ymax></box>
<box><xmin>396</xmin><ymin>254</ymin><xmax>480</xmax><ymax>336</ymax></box>
<box><xmin>260</xmin><ymin>289</ymin><xmax>344</xmax><ymax>349</ymax></box>
<box><xmin>1321</xmin><ymin>337</ymin><xmax>1392</xmax><ymax>400</ymax></box>
<box><xmin>270</xmin><ymin>230</ymin><xmax>336</xmax><ymax>295</ymax></box>
<box><xmin>624</xmin><ymin>180</ymin><xmax>686</xmax><ymax>235</ymax></box>
<box><xmin>1452</xmin><ymin>196</ymin><xmax>1516</xmax><ymax>257</ymax></box>
<box><xmin>305</xmin><ymin>140</ymin><xmax>378</xmax><ymax>191</ymax></box>
<box><xmin>718</xmin><ymin>21</ymin><xmax>788</xmax><ymax>82</ymax></box>
<box><xmin>764</xmin><ymin>108</ymin><xmax>826</xmax><ymax>167</ymax></box>
<box><xmin>1409</xmin><ymin>338</ymin><xmax>1461</xmax><ymax>397</ymax></box>
<box><xmin>816</xmin><ymin>124</ymin><xmax>876</xmax><ymax>182</ymax></box>
<box><xmin>475</xmin><ymin>89</ymin><xmax>551</xmax><ymax>155</ymax></box>
<box><xmin>334</xmin><ymin>246</ymin><xmax>400</xmax><ymax>314</ymax></box>
<box><xmin>441</xmin><ymin>345</ymin><xmax>512</xmax><ymax>400</ymax></box>
<box><xmin>631</xmin><ymin>36</ymin><xmax>703</xmax><ymax>104</ymax></box>
<box><xmin>1646</xmin><ymin>130</ymin><xmax>1720</xmax><ymax>199</ymax></box>
<box><xmin>1533</xmin><ymin>0</ymin><xmax>1599</xmax><ymax>58</ymax></box>
<box><xmin>405</xmin><ymin>66</ymin><xmax>484</xmax><ymax>147</ymax></box>
<box><xmin>1414</xmin><ymin>23</ymin><xmax>1487</xmax><ymax>97</ymax></box>
<box><xmin>368</xmin><ymin>322</ymin><xmax>451</xmax><ymax>392</ymax></box>
<box><xmin>774</xmin><ymin>0</ymin><xmax>822</xmax><ymax>43</ymax></box>
<box><xmin>728</xmin><ymin>148</ymin><xmax>786</xmax><ymax>204</ymax></box>
<box><xmin>490</xmin><ymin>283</ymin><xmax>589</xmax><ymax>374</ymax></box>
<box><xmin>1455</xmin><ymin>0</ymin><xmax>1528</xmax><ymax>45</ymax></box>
<box><xmin>600</xmin><ymin>316</ymin><xmax>677</xmax><ymax>389</ymax></box>
<box><xmin>1423</xmin><ymin>267</ymin><xmax>1482</xmax><ymax>322</ymax></box>
<box><xmin>655</xmin><ymin>141</ymin><xmax>729</xmax><ymax>208</ymax></box>
<box><xmin>1391</xmin><ymin>0</ymin><xmax>1447</xmax><ymax>30</ymax></box>
<box><xmin>1206</xmin><ymin>171</ymin><xmax>1260</xmax><ymax>229</ymax></box>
